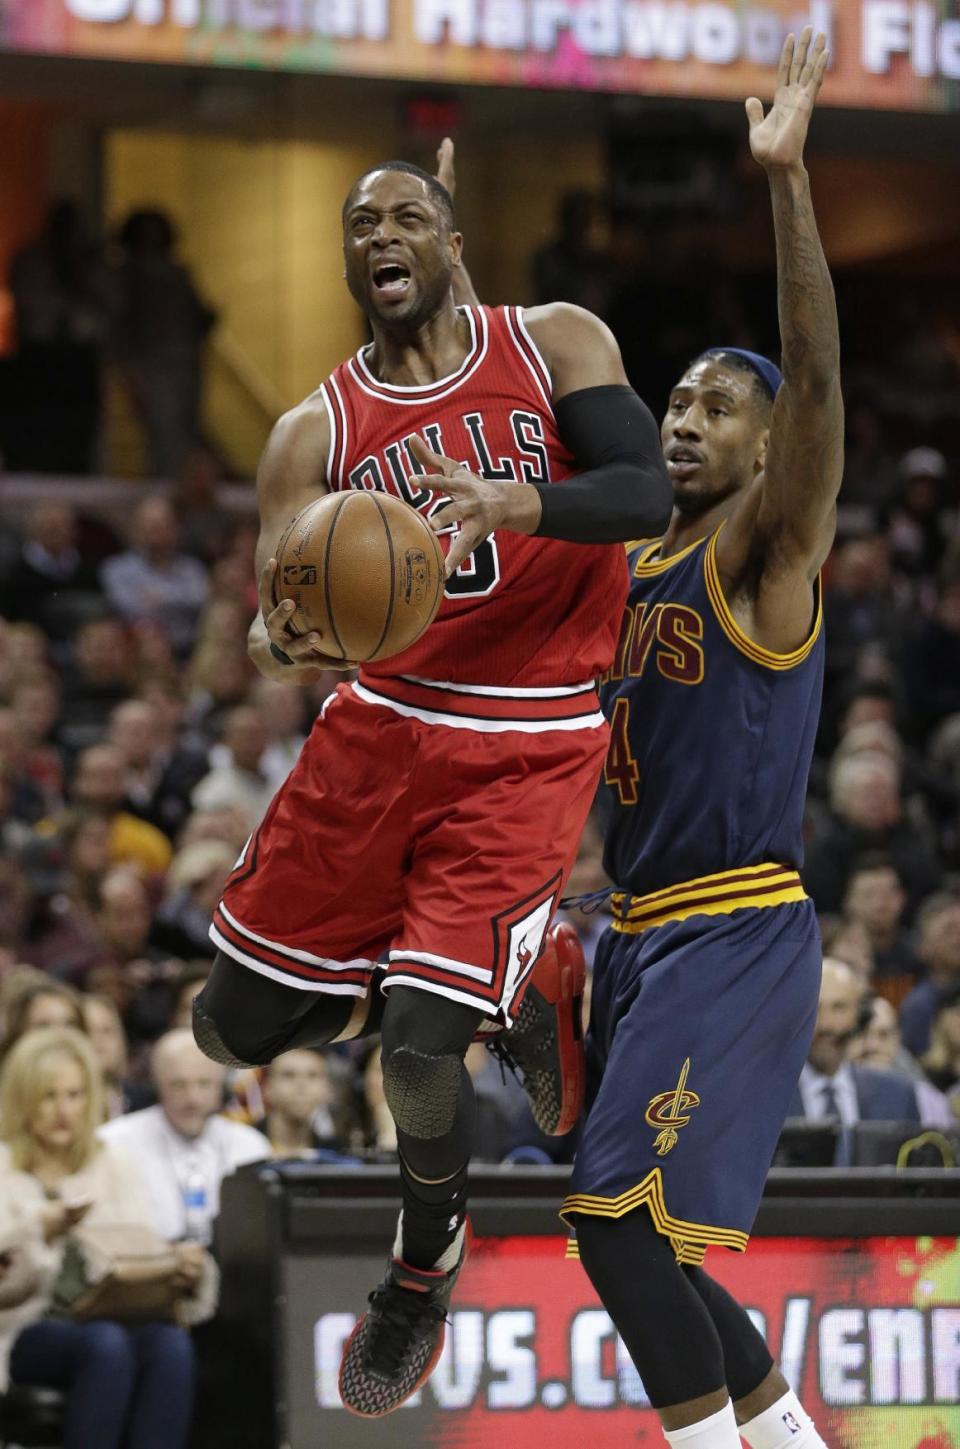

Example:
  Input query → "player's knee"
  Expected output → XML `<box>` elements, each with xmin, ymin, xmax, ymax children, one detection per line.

<box><xmin>192</xmin><ymin>991</ymin><xmax>262</xmax><ymax>1068</ymax></box>
<box><xmin>381</xmin><ymin>1044</ymin><xmax>464</xmax><ymax>1139</ymax></box>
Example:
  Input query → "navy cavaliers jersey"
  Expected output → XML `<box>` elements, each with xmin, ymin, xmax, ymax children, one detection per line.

<box><xmin>599</xmin><ymin>529</ymin><xmax>824</xmax><ymax>896</ymax></box>
<box><xmin>319</xmin><ymin>304</ymin><xmax>627</xmax><ymax>689</ymax></box>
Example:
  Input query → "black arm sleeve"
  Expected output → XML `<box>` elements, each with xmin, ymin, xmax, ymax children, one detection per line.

<box><xmin>532</xmin><ymin>384</ymin><xmax>672</xmax><ymax>543</ymax></box>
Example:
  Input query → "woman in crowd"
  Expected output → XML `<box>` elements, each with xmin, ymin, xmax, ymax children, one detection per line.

<box><xmin>0</xmin><ymin>1026</ymin><xmax>215</xmax><ymax>1449</ymax></box>
<box><xmin>0</xmin><ymin>975</ymin><xmax>84</xmax><ymax>1060</ymax></box>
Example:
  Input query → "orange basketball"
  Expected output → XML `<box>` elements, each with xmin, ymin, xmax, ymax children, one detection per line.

<box><xmin>273</xmin><ymin>491</ymin><xmax>445</xmax><ymax>663</ymax></box>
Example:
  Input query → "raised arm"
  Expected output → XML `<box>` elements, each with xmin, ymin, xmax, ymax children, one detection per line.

<box><xmin>746</xmin><ymin>29</ymin><xmax>843</xmax><ymax>572</ymax></box>
<box><xmin>436</xmin><ymin>138</ymin><xmax>481</xmax><ymax>309</ymax></box>
<box><xmin>247</xmin><ymin>397</ymin><xmax>354</xmax><ymax>682</ymax></box>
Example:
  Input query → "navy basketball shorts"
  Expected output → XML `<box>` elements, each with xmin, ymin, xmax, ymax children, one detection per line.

<box><xmin>210</xmin><ymin>677</ymin><xmax>608</xmax><ymax>1024</ymax></box>
<box><xmin>562</xmin><ymin>878</ymin><xmax>821</xmax><ymax>1264</ymax></box>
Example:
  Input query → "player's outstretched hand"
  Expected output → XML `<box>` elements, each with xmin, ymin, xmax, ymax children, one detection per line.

<box><xmin>746</xmin><ymin>27</ymin><xmax>828</xmax><ymax>172</ymax></box>
<box><xmin>258</xmin><ymin>558</ymin><xmax>356</xmax><ymax>676</ymax></box>
<box><xmin>409</xmin><ymin>435</ymin><xmax>509</xmax><ymax>578</ymax></box>
<box><xmin>436</xmin><ymin>137</ymin><xmax>456</xmax><ymax>197</ymax></box>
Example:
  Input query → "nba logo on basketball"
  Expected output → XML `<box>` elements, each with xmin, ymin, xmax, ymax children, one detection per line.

<box><xmin>782</xmin><ymin>1411</ymin><xmax>801</xmax><ymax>1434</ymax></box>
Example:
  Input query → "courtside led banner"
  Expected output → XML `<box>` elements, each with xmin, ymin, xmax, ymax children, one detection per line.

<box><xmin>2</xmin><ymin>0</ymin><xmax>959</xmax><ymax>109</ymax></box>
<box><xmin>287</xmin><ymin>1234</ymin><xmax>960</xmax><ymax>1447</ymax></box>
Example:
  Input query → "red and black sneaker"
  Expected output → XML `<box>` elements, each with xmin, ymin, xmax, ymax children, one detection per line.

<box><xmin>491</xmin><ymin>921</ymin><xmax>586</xmax><ymax>1136</ymax></box>
<box><xmin>338</xmin><ymin>1246</ymin><xmax>465</xmax><ymax>1418</ymax></box>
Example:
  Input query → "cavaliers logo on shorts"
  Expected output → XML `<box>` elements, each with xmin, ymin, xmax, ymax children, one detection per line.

<box><xmin>644</xmin><ymin>1057</ymin><xmax>701</xmax><ymax>1156</ymax></box>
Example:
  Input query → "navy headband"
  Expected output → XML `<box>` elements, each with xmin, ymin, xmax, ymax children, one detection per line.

<box><xmin>703</xmin><ymin>347</ymin><xmax>783</xmax><ymax>399</ymax></box>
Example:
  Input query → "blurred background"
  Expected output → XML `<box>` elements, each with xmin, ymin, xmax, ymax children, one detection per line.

<box><xmin>0</xmin><ymin>5</ymin><xmax>959</xmax><ymax>1448</ymax></box>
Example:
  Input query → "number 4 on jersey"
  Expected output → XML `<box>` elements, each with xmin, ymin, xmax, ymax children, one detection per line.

<box><xmin>604</xmin><ymin>698</ymin><xmax>640</xmax><ymax>805</ymax></box>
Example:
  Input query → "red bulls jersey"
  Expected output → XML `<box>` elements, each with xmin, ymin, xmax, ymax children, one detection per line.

<box><xmin>319</xmin><ymin>305</ymin><xmax>627</xmax><ymax>690</ymax></box>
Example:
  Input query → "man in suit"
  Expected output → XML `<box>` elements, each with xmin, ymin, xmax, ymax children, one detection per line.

<box><xmin>790</xmin><ymin>958</ymin><xmax>920</xmax><ymax>1163</ymax></box>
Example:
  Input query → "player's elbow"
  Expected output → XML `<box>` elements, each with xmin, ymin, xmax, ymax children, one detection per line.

<box><xmin>626</xmin><ymin>459</ymin><xmax>673</xmax><ymax>539</ymax></box>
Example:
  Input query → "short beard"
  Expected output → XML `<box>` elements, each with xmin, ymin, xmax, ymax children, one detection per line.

<box><xmin>672</xmin><ymin>475</ymin><xmax>743</xmax><ymax>517</ymax></box>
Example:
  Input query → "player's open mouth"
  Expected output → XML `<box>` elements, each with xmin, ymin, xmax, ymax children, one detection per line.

<box><xmin>372</xmin><ymin>264</ymin><xmax>412</xmax><ymax>296</ymax></box>
<box><xmin>666</xmin><ymin>450</ymin><xmax>703</xmax><ymax>480</ymax></box>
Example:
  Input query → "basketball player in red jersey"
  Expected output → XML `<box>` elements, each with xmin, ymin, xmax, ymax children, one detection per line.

<box><xmin>192</xmin><ymin>160</ymin><xmax>671</xmax><ymax>1414</ymax></box>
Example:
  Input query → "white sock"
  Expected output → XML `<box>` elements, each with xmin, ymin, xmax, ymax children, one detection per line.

<box><xmin>740</xmin><ymin>1389</ymin><xmax>828</xmax><ymax>1447</ymax></box>
<box><xmin>664</xmin><ymin>1400</ymin><xmax>741</xmax><ymax>1447</ymax></box>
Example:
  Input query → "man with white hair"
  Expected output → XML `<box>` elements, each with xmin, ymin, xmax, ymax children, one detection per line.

<box><xmin>788</xmin><ymin>959</ymin><xmax>920</xmax><ymax>1159</ymax></box>
<box><xmin>803</xmin><ymin>753</ymin><xmax>941</xmax><ymax>916</ymax></box>
<box><xmin>99</xmin><ymin>1029</ymin><xmax>268</xmax><ymax>1245</ymax></box>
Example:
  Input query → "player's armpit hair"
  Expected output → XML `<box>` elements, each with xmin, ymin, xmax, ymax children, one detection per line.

<box><xmin>534</xmin><ymin>385</ymin><xmax>673</xmax><ymax>544</ymax></box>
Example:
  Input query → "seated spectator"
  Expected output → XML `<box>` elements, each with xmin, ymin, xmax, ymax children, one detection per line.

<box><xmin>98</xmin><ymin>1030</ymin><xmax>268</xmax><ymax>1245</ymax></box>
<box><xmin>903</xmin><ymin>575</ymin><xmax>960</xmax><ymax>741</ymax></box>
<box><xmin>57</xmin><ymin>616</ymin><xmax>135</xmax><ymax>756</ymax></box>
<box><xmin>842</xmin><ymin>854</ymin><xmax>922</xmax><ymax>984</ymax></box>
<box><xmin>107</xmin><ymin>697</ymin><xmax>208</xmax><ymax>841</ymax></box>
<box><xmin>803</xmin><ymin>754</ymin><xmax>942</xmax><ymax>917</ymax></box>
<box><xmin>185</xmin><ymin>642</ymin><xmax>254</xmax><ymax>744</ymax></box>
<box><xmin>1</xmin><ymin>977</ymin><xmax>84</xmax><ymax>1060</ymax></box>
<box><xmin>178</xmin><ymin>803</ymin><xmax>250</xmax><ymax>856</ymax></box>
<box><xmin>250</xmin><ymin>677</ymin><xmax>308</xmax><ymax>796</ymax></box>
<box><xmin>888</xmin><ymin>447</ymin><xmax>952</xmax><ymax>586</ymax></box>
<box><xmin>150</xmin><ymin>841</ymin><xmax>234</xmax><ymax>961</ymax></box>
<box><xmin>790</xmin><ymin>959</ymin><xmax>920</xmax><ymax>1162</ymax></box>
<box><xmin>0</xmin><ymin>1027</ymin><xmax>214</xmax><ymax>1449</ymax></box>
<box><xmin>0</xmin><ymin>502</ymin><xmax>101</xmax><ymax>641</ymax></box>
<box><xmin>258</xmin><ymin>1049</ymin><xmax>345</xmax><ymax>1158</ymax></box>
<box><xmin>358</xmin><ymin>1047</ymin><xmax>397</xmax><ymax>1157</ymax></box>
<box><xmin>848</xmin><ymin>995</ymin><xmax>954</xmax><ymax>1127</ymax></box>
<box><xmin>87</xmin><ymin>867</ymin><xmax>175</xmax><ymax>1049</ymax></box>
<box><xmin>81</xmin><ymin>995</ymin><xmax>150</xmax><ymax>1121</ymax></box>
<box><xmin>9</xmin><ymin>671</ymin><xmax>64</xmax><ymax>811</ymax></box>
<box><xmin>0</xmin><ymin>709</ymin><xmax>48</xmax><ymax>825</ymax></box>
<box><xmin>919</xmin><ymin>983</ymin><xmax>960</xmax><ymax>1099</ymax></box>
<box><xmin>101</xmin><ymin>498</ymin><xmax>209</xmax><ymax>660</ymax></box>
<box><xmin>65</xmin><ymin>743</ymin><xmax>173</xmax><ymax>877</ymax></box>
<box><xmin>818</xmin><ymin>915</ymin><xmax>875</xmax><ymax>984</ymax></box>
<box><xmin>191</xmin><ymin>704</ymin><xmax>274</xmax><ymax>828</ymax></box>
<box><xmin>822</xmin><ymin>536</ymin><xmax>907</xmax><ymax>690</ymax></box>
<box><xmin>24</xmin><ymin>809</ymin><xmax>112</xmax><ymax>980</ymax></box>
<box><xmin>900</xmin><ymin>893</ymin><xmax>960</xmax><ymax>1055</ymax></box>
<box><xmin>170</xmin><ymin>447</ymin><xmax>231</xmax><ymax>565</ymax></box>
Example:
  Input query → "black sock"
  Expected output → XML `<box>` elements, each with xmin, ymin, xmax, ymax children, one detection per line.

<box><xmin>396</xmin><ymin>1154</ymin><xmax>468</xmax><ymax>1271</ymax></box>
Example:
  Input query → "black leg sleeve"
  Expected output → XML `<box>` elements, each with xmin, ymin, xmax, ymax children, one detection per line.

<box><xmin>683</xmin><ymin>1265</ymin><xmax>774</xmax><ymax>1403</ymax></box>
<box><xmin>380</xmin><ymin>986</ymin><xmax>484</xmax><ymax>1270</ymax></box>
<box><xmin>576</xmin><ymin>1210</ymin><xmax>727</xmax><ymax>1410</ymax></box>
<box><xmin>194</xmin><ymin>951</ymin><xmax>369</xmax><ymax>1064</ymax></box>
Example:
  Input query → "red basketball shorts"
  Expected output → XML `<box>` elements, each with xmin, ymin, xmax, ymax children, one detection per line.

<box><xmin>210</xmin><ymin>676</ymin><xmax>608</xmax><ymax>1022</ymax></box>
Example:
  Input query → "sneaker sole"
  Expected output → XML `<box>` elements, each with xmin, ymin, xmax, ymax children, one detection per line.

<box><xmin>338</xmin><ymin>1313</ymin><xmax>446</xmax><ymax>1418</ymax></box>
<box><xmin>530</xmin><ymin>921</ymin><xmax>586</xmax><ymax>1136</ymax></box>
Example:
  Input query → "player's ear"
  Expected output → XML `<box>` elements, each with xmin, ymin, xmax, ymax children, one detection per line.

<box><xmin>448</xmin><ymin>230</ymin><xmax>463</xmax><ymax>267</ymax></box>
<box><xmin>754</xmin><ymin>428</ymin><xmax>770</xmax><ymax>475</ymax></box>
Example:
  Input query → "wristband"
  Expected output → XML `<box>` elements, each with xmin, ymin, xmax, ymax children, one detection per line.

<box><xmin>269</xmin><ymin>641</ymin><xmax>295</xmax><ymax>667</ymax></box>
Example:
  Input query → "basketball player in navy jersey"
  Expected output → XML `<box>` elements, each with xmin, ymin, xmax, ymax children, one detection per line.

<box><xmin>433</xmin><ymin>30</ymin><xmax>839</xmax><ymax>1449</ymax></box>
<box><xmin>191</xmin><ymin>146</ymin><xmax>672</xmax><ymax>1412</ymax></box>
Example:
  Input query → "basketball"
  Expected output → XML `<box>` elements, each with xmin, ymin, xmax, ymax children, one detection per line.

<box><xmin>273</xmin><ymin>491</ymin><xmax>445</xmax><ymax>662</ymax></box>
